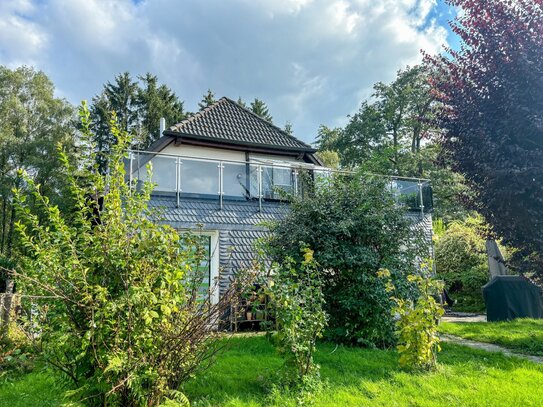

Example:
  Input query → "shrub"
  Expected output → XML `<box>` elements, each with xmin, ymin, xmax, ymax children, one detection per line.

<box><xmin>266</xmin><ymin>172</ymin><xmax>428</xmax><ymax>347</ymax></box>
<box><xmin>11</xmin><ymin>104</ymin><xmax>242</xmax><ymax>406</ymax></box>
<box><xmin>379</xmin><ymin>267</ymin><xmax>444</xmax><ymax>371</ymax></box>
<box><xmin>434</xmin><ymin>216</ymin><xmax>492</xmax><ymax>312</ymax></box>
<box><xmin>266</xmin><ymin>248</ymin><xmax>327</xmax><ymax>403</ymax></box>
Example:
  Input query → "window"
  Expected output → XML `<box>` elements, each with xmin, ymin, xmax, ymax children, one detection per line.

<box><xmin>180</xmin><ymin>231</ymin><xmax>220</xmax><ymax>305</ymax></box>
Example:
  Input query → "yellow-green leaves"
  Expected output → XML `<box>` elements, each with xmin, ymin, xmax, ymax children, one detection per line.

<box><xmin>379</xmin><ymin>264</ymin><xmax>444</xmax><ymax>371</ymax></box>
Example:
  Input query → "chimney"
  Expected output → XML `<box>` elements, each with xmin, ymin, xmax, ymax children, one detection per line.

<box><xmin>159</xmin><ymin>117</ymin><xmax>166</xmax><ymax>137</ymax></box>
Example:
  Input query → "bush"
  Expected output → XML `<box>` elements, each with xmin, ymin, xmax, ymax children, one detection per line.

<box><xmin>266</xmin><ymin>172</ymin><xmax>428</xmax><ymax>347</ymax></box>
<box><xmin>267</xmin><ymin>248</ymin><xmax>327</xmax><ymax>398</ymax></box>
<box><xmin>379</xmin><ymin>267</ymin><xmax>444</xmax><ymax>371</ymax></box>
<box><xmin>434</xmin><ymin>216</ymin><xmax>492</xmax><ymax>312</ymax></box>
<box><xmin>11</xmin><ymin>104</ymin><xmax>242</xmax><ymax>406</ymax></box>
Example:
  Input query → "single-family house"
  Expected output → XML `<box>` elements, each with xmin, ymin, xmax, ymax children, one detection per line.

<box><xmin>127</xmin><ymin>97</ymin><xmax>433</xmax><ymax>308</ymax></box>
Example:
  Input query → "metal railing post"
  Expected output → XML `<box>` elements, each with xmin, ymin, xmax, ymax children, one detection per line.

<box><xmin>293</xmin><ymin>169</ymin><xmax>299</xmax><ymax>196</ymax></box>
<box><xmin>128</xmin><ymin>152</ymin><xmax>133</xmax><ymax>191</ymax></box>
<box><xmin>136</xmin><ymin>151</ymin><xmax>141</xmax><ymax>188</ymax></box>
<box><xmin>218</xmin><ymin>161</ymin><xmax>224</xmax><ymax>210</ymax></box>
<box><xmin>176</xmin><ymin>157</ymin><xmax>181</xmax><ymax>208</ymax></box>
<box><xmin>258</xmin><ymin>165</ymin><xmax>263</xmax><ymax>212</ymax></box>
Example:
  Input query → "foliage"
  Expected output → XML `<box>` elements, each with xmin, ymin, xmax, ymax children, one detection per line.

<box><xmin>426</xmin><ymin>0</ymin><xmax>543</xmax><ymax>275</ymax></box>
<box><xmin>439</xmin><ymin>319</ymin><xmax>543</xmax><ymax>357</ymax></box>
<box><xmin>0</xmin><ymin>66</ymin><xmax>75</xmax><ymax>261</ymax></box>
<box><xmin>134</xmin><ymin>73</ymin><xmax>186</xmax><ymax>149</ymax></box>
<box><xmin>0</xmin><ymin>317</ymin><xmax>35</xmax><ymax>382</ymax></box>
<box><xmin>11</xmin><ymin>103</ymin><xmax>239</xmax><ymax>406</ymax></box>
<box><xmin>0</xmin><ymin>66</ymin><xmax>75</xmax><ymax>338</ymax></box>
<box><xmin>198</xmin><ymin>89</ymin><xmax>216</xmax><ymax>110</ymax></box>
<box><xmin>314</xmin><ymin>66</ymin><xmax>470</xmax><ymax>222</ymax></box>
<box><xmin>235</xmin><ymin>97</ymin><xmax>274</xmax><ymax>123</ymax></box>
<box><xmin>266</xmin><ymin>172</ymin><xmax>427</xmax><ymax>347</ymax></box>
<box><xmin>249</xmin><ymin>98</ymin><xmax>273</xmax><ymax>123</ymax></box>
<box><xmin>434</xmin><ymin>216</ymin><xmax>493</xmax><ymax>312</ymax></box>
<box><xmin>315</xmin><ymin>66</ymin><xmax>435</xmax><ymax>175</ymax></box>
<box><xmin>283</xmin><ymin>121</ymin><xmax>293</xmax><ymax>136</ymax></box>
<box><xmin>267</xmin><ymin>248</ymin><xmax>327</xmax><ymax>400</ymax></box>
<box><xmin>315</xmin><ymin>150</ymin><xmax>339</xmax><ymax>169</ymax></box>
<box><xmin>379</xmin><ymin>267</ymin><xmax>444</xmax><ymax>371</ymax></box>
<box><xmin>90</xmin><ymin>72</ymin><xmax>186</xmax><ymax>172</ymax></box>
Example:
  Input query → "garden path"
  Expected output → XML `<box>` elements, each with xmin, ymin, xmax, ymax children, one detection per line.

<box><xmin>440</xmin><ymin>334</ymin><xmax>543</xmax><ymax>364</ymax></box>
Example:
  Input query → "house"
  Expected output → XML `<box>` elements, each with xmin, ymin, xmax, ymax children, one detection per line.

<box><xmin>127</xmin><ymin>97</ymin><xmax>433</xmax><ymax>305</ymax></box>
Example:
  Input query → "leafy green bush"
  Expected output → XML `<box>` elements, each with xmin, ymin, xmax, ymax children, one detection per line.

<box><xmin>0</xmin><ymin>318</ymin><xmax>35</xmax><ymax>382</ymax></box>
<box><xmin>379</xmin><ymin>267</ymin><xmax>444</xmax><ymax>371</ymax></box>
<box><xmin>266</xmin><ymin>172</ymin><xmax>428</xmax><ymax>347</ymax></box>
<box><xmin>11</xmin><ymin>104</ymin><xmax>241</xmax><ymax>406</ymax></box>
<box><xmin>267</xmin><ymin>248</ymin><xmax>327</xmax><ymax>400</ymax></box>
<box><xmin>434</xmin><ymin>216</ymin><xmax>491</xmax><ymax>312</ymax></box>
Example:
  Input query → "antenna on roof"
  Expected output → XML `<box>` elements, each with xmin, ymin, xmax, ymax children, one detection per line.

<box><xmin>159</xmin><ymin>117</ymin><xmax>166</xmax><ymax>137</ymax></box>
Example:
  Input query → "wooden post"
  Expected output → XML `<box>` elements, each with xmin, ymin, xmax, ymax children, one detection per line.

<box><xmin>1</xmin><ymin>279</ymin><xmax>14</xmax><ymax>338</ymax></box>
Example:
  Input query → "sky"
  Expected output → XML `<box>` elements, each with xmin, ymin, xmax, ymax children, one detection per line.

<box><xmin>0</xmin><ymin>0</ymin><xmax>458</xmax><ymax>144</ymax></box>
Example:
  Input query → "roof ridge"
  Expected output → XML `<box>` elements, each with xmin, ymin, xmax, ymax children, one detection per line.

<box><xmin>222</xmin><ymin>97</ymin><xmax>312</xmax><ymax>149</ymax></box>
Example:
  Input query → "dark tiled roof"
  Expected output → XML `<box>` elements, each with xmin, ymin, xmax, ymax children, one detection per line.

<box><xmin>166</xmin><ymin>97</ymin><xmax>315</xmax><ymax>153</ymax></box>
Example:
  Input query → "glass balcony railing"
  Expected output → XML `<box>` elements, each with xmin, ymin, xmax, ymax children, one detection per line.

<box><xmin>125</xmin><ymin>150</ymin><xmax>433</xmax><ymax>214</ymax></box>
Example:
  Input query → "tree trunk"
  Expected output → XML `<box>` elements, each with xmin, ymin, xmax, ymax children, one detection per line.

<box><xmin>416</xmin><ymin>134</ymin><xmax>423</xmax><ymax>176</ymax></box>
<box><xmin>1</xmin><ymin>197</ymin><xmax>6</xmax><ymax>254</ymax></box>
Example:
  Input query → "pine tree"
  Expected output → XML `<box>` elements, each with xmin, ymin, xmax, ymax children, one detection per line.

<box><xmin>89</xmin><ymin>72</ymin><xmax>185</xmax><ymax>172</ymax></box>
<box><xmin>236</xmin><ymin>97</ymin><xmax>246</xmax><ymax>108</ymax></box>
<box><xmin>250</xmin><ymin>98</ymin><xmax>273</xmax><ymax>123</ymax></box>
<box><xmin>135</xmin><ymin>73</ymin><xmax>185</xmax><ymax>149</ymax></box>
<box><xmin>198</xmin><ymin>89</ymin><xmax>216</xmax><ymax>110</ymax></box>
<box><xmin>284</xmin><ymin>121</ymin><xmax>293</xmax><ymax>135</ymax></box>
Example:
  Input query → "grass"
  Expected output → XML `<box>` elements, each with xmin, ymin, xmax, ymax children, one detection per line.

<box><xmin>439</xmin><ymin>318</ymin><xmax>543</xmax><ymax>356</ymax></box>
<box><xmin>0</xmin><ymin>365</ymin><xmax>69</xmax><ymax>407</ymax></box>
<box><xmin>2</xmin><ymin>334</ymin><xmax>543</xmax><ymax>406</ymax></box>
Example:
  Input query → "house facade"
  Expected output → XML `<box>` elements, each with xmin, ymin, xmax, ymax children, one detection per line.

<box><xmin>127</xmin><ymin>97</ymin><xmax>433</xmax><ymax>302</ymax></box>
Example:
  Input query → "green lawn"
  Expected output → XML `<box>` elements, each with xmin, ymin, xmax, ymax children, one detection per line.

<box><xmin>2</xmin><ymin>334</ymin><xmax>543</xmax><ymax>406</ymax></box>
<box><xmin>439</xmin><ymin>318</ymin><xmax>543</xmax><ymax>356</ymax></box>
<box><xmin>0</xmin><ymin>366</ymin><xmax>70</xmax><ymax>407</ymax></box>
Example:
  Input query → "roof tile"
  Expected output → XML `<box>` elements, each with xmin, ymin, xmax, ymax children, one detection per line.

<box><xmin>167</xmin><ymin>97</ymin><xmax>314</xmax><ymax>152</ymax></box>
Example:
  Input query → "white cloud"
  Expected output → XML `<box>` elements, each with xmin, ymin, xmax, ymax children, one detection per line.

<box><xmin>0</xmin><ymin>0</ymin><xmax>450</xmax><ymax>142</ymax></box>
<box><xmin>0</xmin><ymin>0</ymin><xmax>46</xmax><ymax>67</ymax></box>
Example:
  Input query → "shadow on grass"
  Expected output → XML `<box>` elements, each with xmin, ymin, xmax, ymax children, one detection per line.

<box><xmin>183</xmin><ymin>334</ymin><xmax>543</xmax><ymax>407</ymax></box>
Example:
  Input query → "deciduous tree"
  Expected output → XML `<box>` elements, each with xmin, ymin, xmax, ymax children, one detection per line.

<box><xmin>426</xmin><ymin>0</ymin><xmax>543</xmax><ymax>274</ymax></box>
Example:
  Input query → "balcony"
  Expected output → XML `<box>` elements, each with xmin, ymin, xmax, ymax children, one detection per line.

<box><xmin>125</xmin><ymin>150</ymin><xmax>433</xmax><ymax>214</ymax></box>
